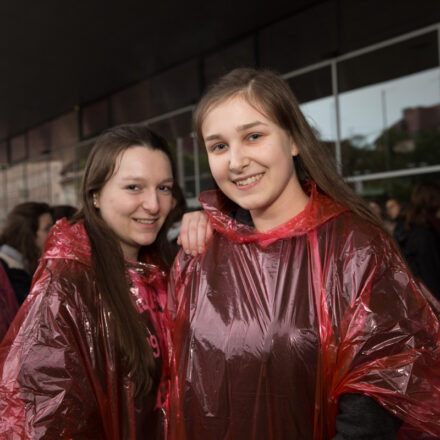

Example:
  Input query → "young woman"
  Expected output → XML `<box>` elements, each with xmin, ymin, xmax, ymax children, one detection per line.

<box><xmin>168</xmin><ymin>68</ymin><xmax>440</xmax><ymax>439</ymax></box>
<box><xmin>0</xmin><ymin>201</ymin><xmax>53</xmax><ymax>304</ymax></box>
<box><xmin>0</xmin><ymin>124</ymin><xmax>180</xmax><ymax>439</ymax></box>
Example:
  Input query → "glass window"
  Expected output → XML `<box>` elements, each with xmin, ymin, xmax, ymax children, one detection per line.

<box><xmin>338</xmin><ymin>32</ymin><xmax>440</xmax><ymax>177</ymax></box>
<box><xmin>51</xmin><ymin>111</ymin><xmax>79</xmax><ymax>151</ymax></box>
<box><xmin>27</xmin><ymin>159</ymin><xmax>49</xmax><ymax>202</ymax></box>
<box><xmin>28</xmin><ymin>124</ymin><xmax>51</xmax><ymax>158</ymax></box>
<box><xmin>346</xmin><ymin>171</ymin><xmax>440</xmax><ymax>209</ymax></box>
<box><xmin>287</xmin><ymin>66</ymin><xmax>337</xmax><ymax>158</ymax></box>
<box><xmin>10</xmin><ymin>134</ymin><xmax>27</xmax><ymax>163</ymax></box>
<box><xmin>6</xmin><ymin>164</ymin><xmax>27</xmax><ymax>209</ymax></box>
<box><xmin>0</xmin><ymin>167</ymin><xmax>8</xmax><ymax>224</ymax></box>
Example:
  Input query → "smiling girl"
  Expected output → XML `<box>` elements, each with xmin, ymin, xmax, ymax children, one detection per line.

<box><xmin>0</xmin><ymin>125</ymin><xmax>179</xmax><ymax>439</ymax></box>
<box><xmin>169</xmin><ymin>69</ymin><xmax>440</xmax><ymax>439</ymax></box>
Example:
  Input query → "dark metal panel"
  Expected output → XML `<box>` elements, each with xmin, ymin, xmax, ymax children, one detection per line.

<box><xmin>339</xmin><ymin>0</ymin><xmax>440</xmax><ymax>53</ymax></box>
<box><xmin>259</xmin><ymin>0</ymin><xmax>339</xmax><ymax>73</ymax></box>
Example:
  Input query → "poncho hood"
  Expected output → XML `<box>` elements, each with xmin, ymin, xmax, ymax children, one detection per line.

<box><xmin>43</xmin><ymin>218</ymin><xmax>92</xmax><ymax>266</ymax></box>
<box><xmin>199</xmin><ymin>183</ymin><xmax>349</xmax><ymax>247</ymax></box>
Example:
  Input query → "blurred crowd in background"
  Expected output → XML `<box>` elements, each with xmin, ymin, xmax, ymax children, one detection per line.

<box><xmin>368</xmin><ymin>181</ymin><xmax>440</xmax><ymax>299</ymax></box>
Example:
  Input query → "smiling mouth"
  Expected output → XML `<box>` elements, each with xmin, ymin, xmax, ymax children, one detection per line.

<box><xmin>234</xmin><ymin>173</ymin><xmax>264</xmax><ymax>187</ymax></box>
<box><xmin>134</xmin><ymin>218</ymin><xmax>156</xmax><ymax>224</ymax></box>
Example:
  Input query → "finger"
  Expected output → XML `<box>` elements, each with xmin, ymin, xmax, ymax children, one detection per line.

<box><xmin>205</xmin><ymin>221</ymin><xmax>213</xmax><ymax>245</ymax></box>
<box><xmin>187</xmin><ymin>216</ymin><xmax>200</xmax><ymax>256</ymax></box>
<box><xmin>179</xmin><ymin>214</ymin><xmax>191</xmax><ymax>254</ymax></box>
<box><xmin>196</xmin><ymin>215</ymin><xmax>208</xmax><ymax>254</ymax></box>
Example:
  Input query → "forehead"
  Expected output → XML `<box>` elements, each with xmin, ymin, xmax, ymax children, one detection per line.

<box><xmin>386</xmin><ymin>200</ymin><xmax>398</xmax><ymax>207</ymax></box>
<box><xmin>202</xmin><ymin>95</ymin><xmax>271</xmax><ymax>131</ymax></box>
<box><xmin>38</xmin><ymin>212</ymin><xmax>53</xmax><ymax>226</ymax></box>
<box><xmin>113</xmin><ymin>146</ymin><xmax>172</xmax><ymax>177</ymax></box>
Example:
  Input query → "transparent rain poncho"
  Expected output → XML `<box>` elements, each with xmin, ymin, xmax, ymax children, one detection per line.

<box><xmin>168</xmin><ymin>184</ymin><xmax>440</xmax><ymax>439</ymax></box>
<box><xmin>0</xmin><ymin>219</ymin><xmax>170</xmax><ymax>439</ymax></box>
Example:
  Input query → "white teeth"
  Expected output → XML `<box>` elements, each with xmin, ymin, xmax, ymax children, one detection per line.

<box><xmin>135</xmin><ymin>219</ymin><xmax>155</xmax><ymax>224</ymax></box>
<box><xmin>235</xmin><ymin>173</ymin><xmax>263</xmax><ymax>186</ymax></box>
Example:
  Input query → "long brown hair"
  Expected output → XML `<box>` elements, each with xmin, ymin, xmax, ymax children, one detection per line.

<box><xmin>0</xmin><ymin>202</ymin><xmax>52</xmax><ymax>273</ymax></box>
<box><xmin>194</xmin><ymin>68</ymin><xmax>385</xmax><ymax>232</ymax></box>
<box><xmin>74</xmin><ymin>124</ymin><xmax>178</xmax><ymax>396</ymax></box>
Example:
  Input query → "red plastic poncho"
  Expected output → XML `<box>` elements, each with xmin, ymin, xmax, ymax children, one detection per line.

<box><xmin>0</xmin><ymin>263</ymin><xmax>18</xmax><ymax>342</ymax></box>
<box><xmin>168</xmin><ymin>185</ymin><xmax>440</xmax><ymax>439</ymax></box>
<box><xmin>0</xmin><ymin>219</ymin><xmax>170</xmax><ymax>439</ymax></box>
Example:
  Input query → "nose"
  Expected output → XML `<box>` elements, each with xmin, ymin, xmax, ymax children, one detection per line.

<box><xmin>141</xmin><ymin>189</ymin><xmax>160</xmax><ymax>214</ymax></box>
<box><xmin>229</xmin><ymin>145</ymin><xmax>249</xmax><ymax>173</ymax></box>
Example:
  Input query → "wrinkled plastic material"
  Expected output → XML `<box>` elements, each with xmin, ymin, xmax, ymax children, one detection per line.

<box><xmin>0</xmin><ymin>263</ymin><xmax>18</xmax><ymax>342</ymax></box>
<box><xmin>0</xmin><ymin>219</ymin><xmax>169</xmax><ymax>439</ymax></box>
<box><xmin>168</xmin><ymin>184</ymin><xmax>440</xmax><ymax>439</ymax></box>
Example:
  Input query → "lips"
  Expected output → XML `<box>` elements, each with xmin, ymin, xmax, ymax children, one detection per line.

<box><xmin>233</xmin><ymin>173</ymin><xmax>264</xmax><ymax>187</ymax></box>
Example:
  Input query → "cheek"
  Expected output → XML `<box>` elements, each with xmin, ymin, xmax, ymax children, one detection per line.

<box><xmin>101</xmin><ymin>194</ymin><xmax>132</xmax><ymax>216</ymax></box>
<box><xmin>208</xmin><ymin>156</ymin><xmax>227</xmax><ymax>181</ymax></box>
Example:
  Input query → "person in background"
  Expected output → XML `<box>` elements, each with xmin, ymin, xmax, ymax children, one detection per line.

<box><xmin>0</xmin><ymin>263</ymin><xmax>18</xmax><ymax>342</ymax></box>
<box><xmin>0</xmin><ymin>124</ymin><xmax>182</xmax><ymax>438</ymax></box>
<box><xmin>397</xmin><ymin>182</ymin><xmax>440</xmax><ymax>299</ymax></box>
<box><xmin>0</xmin><ymin>202</ymin><xmax>53</xmax><ymax>304</ymax></box>
<box><xmin>51</xmin><ymin>204</ymin><xmax>77</xmax><ymax>222</ymax></box>
<box><xmin>385</xmin><ymin>197</ymin><xmax>404</xmax><ymax>235</ymax></box>
<box><xmin>169</xmin><ymin>68</ymin><xmax>440</xmax><ymax>439</ymax></box>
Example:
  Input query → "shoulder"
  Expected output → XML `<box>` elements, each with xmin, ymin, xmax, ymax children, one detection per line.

<box><xmin>321</xmin><ymin>211</ymin><xmax>392</xmax><ymax>252</ymax></box>
<box><xmin>24</xmin><ymin>257</ymin><xmax>96</xmax><ymax>321</ymax></box>
<box><xmin>317</xmin><ymin>211</ymin><xmax>403</xmax><ymax>284</ymax></box>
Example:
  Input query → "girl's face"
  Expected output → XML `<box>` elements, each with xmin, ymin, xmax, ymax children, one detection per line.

<box><xmin>35</xmin><ymin>212</ymin><xmax>53</xmax><ymax>253</ymax></box>
<box><xmin>202</xmin><ymin>95</ymin><xmax>308</xmax><ymax>231</ymax></box>
<box><xmin>95</xmin><ymin>146</ymin><xmax>175</xmax><ymax>260</ymax></box>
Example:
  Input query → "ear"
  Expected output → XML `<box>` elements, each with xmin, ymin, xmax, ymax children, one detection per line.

<box><xmin>93</xmin><ymin>193</ymin><xmax>100</xmax><ymax>208</ymax></box>
<box><xmin>290</xmin><ymin>139</ymin><xmax>299</xmax><ymax>157</ymax></box>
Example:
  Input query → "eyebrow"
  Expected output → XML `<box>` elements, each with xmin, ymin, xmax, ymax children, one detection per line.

<box><xmin>120</xmin><ymin>176</ymin><xmax>174</xmax><ymax>183</ymax></box>
<box><xmin>236</xmin><ymin>121</ymin><xmax>267</xmax><ymax>131</ymax></box>
<box><xmin>204</xmin><ymin>121</ymin><xmax>268</xmax><ymax>142</ymax></box>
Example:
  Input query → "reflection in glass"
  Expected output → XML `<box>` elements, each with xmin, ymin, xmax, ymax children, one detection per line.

<box><xmin>347</xmin><ymin>171</ymin><xmax>440</xmax><ymax>204</ymax></box>
<box><xmin>287</xmin><ymin>67</ymin><xmax>337</xmax><ymax>161</ymax></box>
<box><xmin>300</xmin><ymin>96</ymin><xmax>337</xmax><ymax>161</ymax></box>
<box><xmin>340</xmin><ymin>67</ymin><xmax>440</xmax><ymax>177</ymax></box>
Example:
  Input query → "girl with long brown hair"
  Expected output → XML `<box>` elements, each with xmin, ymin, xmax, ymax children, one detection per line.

<box><xmin>0</xmin><ymin>124</ymin><xmax>182</xmax><ymax>438</ymax></box>
<box><xmin>169</xmin><ymin>68</ymin><xmax>440</xmax><ymax>439</ymax></box>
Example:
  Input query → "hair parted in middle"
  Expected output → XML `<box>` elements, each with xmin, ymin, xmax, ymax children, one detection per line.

<box><xmin>193</xmin><ymin>67</ymin><xmax>385</xmax><ymax>232</ymax></box>
<box><xmin>73</xmin><ymin>123</ymin><xmax>178</xmax><ymax>397</ymax></box>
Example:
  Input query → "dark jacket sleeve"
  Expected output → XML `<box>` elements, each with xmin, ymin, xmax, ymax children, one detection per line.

<box><xmin>332</xmin><ymin>394</ymin><xmax>401</xmax><ymax>440</ymax></box>
<box><xmin>0</xmin><ymin>258</ymin><xmax>32</xmax><ymax>304</ymax></box>
<box><xmin>405</xmin><ymin>226</ymin><xmax>440</xmax><ymax>299</ymax></box>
